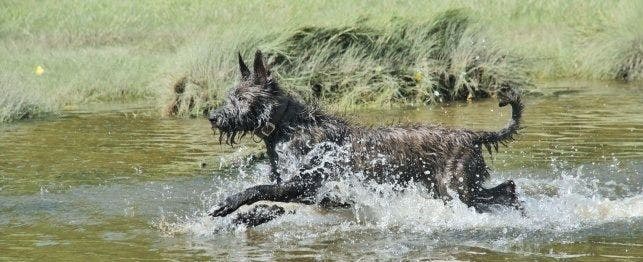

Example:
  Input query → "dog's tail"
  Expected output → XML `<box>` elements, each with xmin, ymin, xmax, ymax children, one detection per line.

<box><xmin>475</xmin><ymin>86</ymin><xmax>523</xmax><ymax>154</ymax></box>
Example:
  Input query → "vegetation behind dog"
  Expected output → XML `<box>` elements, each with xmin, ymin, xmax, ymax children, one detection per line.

<box><xmin>1</xmin><ymin>0</ymin><xmax>641</xmax><ymax>122</ymax></box>
<box><xmin>165</xmin><ymin>9</ymin><xmax>535</xmax><ymax>117</ymax></box>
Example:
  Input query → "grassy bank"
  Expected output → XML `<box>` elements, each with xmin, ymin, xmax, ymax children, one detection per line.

<box><xmin>1</xmin><ymin>0</ymin><xmax>641</xmax><ymax>122</ymax></box>
<box><xmin>164</xmin><ymin>11</ymin><xmax>531</xmax><ymax>117</ymax></box>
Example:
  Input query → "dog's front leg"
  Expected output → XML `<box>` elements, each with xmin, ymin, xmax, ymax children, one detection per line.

<box><xmin>266</xmin><ymin>143</ymin><xmax>282</xmax><ymax>184</ymax></box>
<box><xmin>209</xmin><ymin>178</ymin><xmax>318</xmax><ymax>217</ymax></box>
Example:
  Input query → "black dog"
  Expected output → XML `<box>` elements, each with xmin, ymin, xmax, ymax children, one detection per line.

<box><xmin>208</xmin><ymin>50</ymin><xmax>524</xmax><ymax>225</ymax></box>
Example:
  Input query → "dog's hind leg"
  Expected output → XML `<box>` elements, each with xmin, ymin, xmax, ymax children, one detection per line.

<box><xmin>472</xmin><ymin>180</ymin><xmax>524</xmax><ymax>213</ymax></box>
<box><xmin>209</xmin><ymin>177</ymin><xmax>319</xmax><ymax>218</ymax></box>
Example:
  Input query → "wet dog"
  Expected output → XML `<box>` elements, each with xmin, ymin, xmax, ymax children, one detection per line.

<box><xmin>208</xmin><ymin>50</ymin><xmax>524</xmax><ymax>226</ymax></box>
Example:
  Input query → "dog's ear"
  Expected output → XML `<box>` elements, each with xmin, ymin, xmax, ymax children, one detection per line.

<box><xmin>253</xmin><ymin>50</ymin><xmax>269</xmax><ymax>84</ymax></box>
<box><xmin>238</xmin><ymin>52</ymin><xmax>250</xmax><ymax>80</ymax></box>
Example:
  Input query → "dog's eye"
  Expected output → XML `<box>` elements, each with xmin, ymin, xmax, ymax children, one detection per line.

<box><xmin>237</xmin><ymin>96</ymin><xmax>252</xmax><ymax>105</ymax></box>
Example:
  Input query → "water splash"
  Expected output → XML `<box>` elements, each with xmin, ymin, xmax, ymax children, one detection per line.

<box><xmin>166</xmin><ymin>146</ymin><xmax>642</xmax><ymax>246</ymax></box>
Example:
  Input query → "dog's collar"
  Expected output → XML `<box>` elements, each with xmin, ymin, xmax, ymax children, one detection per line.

<box><xmin>260</xmin><ymin>99</ymin><xmax>291</xmax><ymax>137</ymax></box>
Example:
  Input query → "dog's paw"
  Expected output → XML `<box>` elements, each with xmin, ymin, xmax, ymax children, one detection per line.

<box><xmin>208</xmin><ymin>203</ymin><xmax>235</xmax><ymax>217</ymax></box>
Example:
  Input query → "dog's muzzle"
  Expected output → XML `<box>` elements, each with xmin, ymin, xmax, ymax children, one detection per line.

<box><xmin>208</xmin><ymin>109</ymin><xmax>223</xmax><ymax>128</ymax></box>
<box><xmin>208</xmin><ymin>115</ymin><xmax>219</xmax><ymax>128</ymax></box>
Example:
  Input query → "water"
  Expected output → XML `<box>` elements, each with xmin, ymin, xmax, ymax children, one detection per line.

<box><xmin>0</xmin><ymin>82</ymin><xmax>641</xmax><ymax>260</ymax></box>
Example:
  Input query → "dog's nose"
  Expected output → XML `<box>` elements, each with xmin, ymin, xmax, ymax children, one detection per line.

<box><xmin>209</xmin><ymin>109</ymin><xmax>222</xmax><ymax>126</ymax></box>
<box><xmin>208</xmin><ymin>115</ymin><xmax>219</xmax><ymax>127</ymax></box>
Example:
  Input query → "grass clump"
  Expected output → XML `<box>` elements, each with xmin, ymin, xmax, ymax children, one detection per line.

<box><xmin>0</xmin><ymin>73</ymin><xmax>53</xmax><ymax>122</ymax></box>
<box><xmin>575</xmin><ymin>22</ymin><xmax>643</xmax><ymax>82</ymax></box>
<box><xmin>166</xmin><ymin>9</ymin><xmax>530</xmax><ymax>117</ymax></box>
<box><xmin>615</xmin><ymin>38</ymin><xmax>643</xmax><ymax>81</ymax></box>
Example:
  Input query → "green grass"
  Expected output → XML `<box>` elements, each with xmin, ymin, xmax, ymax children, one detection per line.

<box><xmin>0</xmin><ymin>72</ymin><xmax>49</xmax><ymax>122</ymax></box>
<box><xmin>1</xmin><ymin>0</ymin><xmax>642</xmax><ymax>122</ymax></box>
<box><xmin>166</xmin><ymin>10</ymin><xmax>530</xmax><ymax>117</ymax></box>
<box><xmin>268</xmin><ymin>10</ymin><xmax>530</xmax><ymax>103</ymax></box>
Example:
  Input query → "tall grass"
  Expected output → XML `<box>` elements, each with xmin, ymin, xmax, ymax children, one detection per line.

<box><xmin>0</xmin><ymin>72</ymin><xmax>52</xmax><ymax>122</ymax></box>
<box><xmin>1</xmin><ymin>0</ymin><xmax>642</xmax><ymax>122</ymax></box>
<box><xmin>162</xmin><ymin>9</ymin><xmax>531</xmax><ymax>117</ymax></box>
<box><xmin>269</xmin><ymin>11</ymin><xmax>530</xmax><ymax>103</ymax></box>
<box><xmin>573</xmin><ymin>4</ymin><xmax>643</xmax><ymax>81</ymax></box>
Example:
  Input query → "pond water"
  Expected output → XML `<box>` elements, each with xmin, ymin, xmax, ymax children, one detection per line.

<box><xmin>0</xmin><ymin>82</ymin><xmax>641</xmax><ymax>260</ymax></box>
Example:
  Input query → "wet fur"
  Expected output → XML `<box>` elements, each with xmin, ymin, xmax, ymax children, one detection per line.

<box><xmin>209</xmin><ymin>51</ymin><xmax>524</xmax><ymax>226</ymax></box>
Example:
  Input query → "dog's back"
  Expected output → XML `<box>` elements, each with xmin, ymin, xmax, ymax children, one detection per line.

<box><xmin>277</xmin><ymin>87</ymin><xmax>523</xmax><ymax>207</ymax></box>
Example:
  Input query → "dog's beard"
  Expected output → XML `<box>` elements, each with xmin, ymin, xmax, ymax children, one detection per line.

<box><xmin>212</xmin><ymin>106</ymin><xmax>273</xmax><ymax>146</ymax></box>
<box><xmin>213</xmin><ymin>128</ymin><xmax>249</xmax><ymax>146</ymax></box>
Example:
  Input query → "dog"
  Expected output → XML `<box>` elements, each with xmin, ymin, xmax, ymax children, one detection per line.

<box><xmin>208</xmin><ymin>50</ymin><xmax>524</xmax><ymax>226</ymax></box>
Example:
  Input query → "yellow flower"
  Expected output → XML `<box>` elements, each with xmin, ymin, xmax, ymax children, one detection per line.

<box><xmin>35</xmin><ymin>65</ymin><xmax>45</xmax><ymax>76</ymax></box>
<box><xmin>413</xmin><ymin>71</ymin><xmax>423</xmax><ymax>82</ymax></box>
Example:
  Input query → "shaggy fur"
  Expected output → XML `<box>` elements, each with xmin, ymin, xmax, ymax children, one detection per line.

<box><xmin>208</xmin><ymin>50</ymin><xmax>524</xmax><ymax>225</ymax></box>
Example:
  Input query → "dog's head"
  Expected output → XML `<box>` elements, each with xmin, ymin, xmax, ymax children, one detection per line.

<box><xmin>209</xmin><ymin>50</ymin><xmax>283</xmax><ymax>144</ymax></box>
